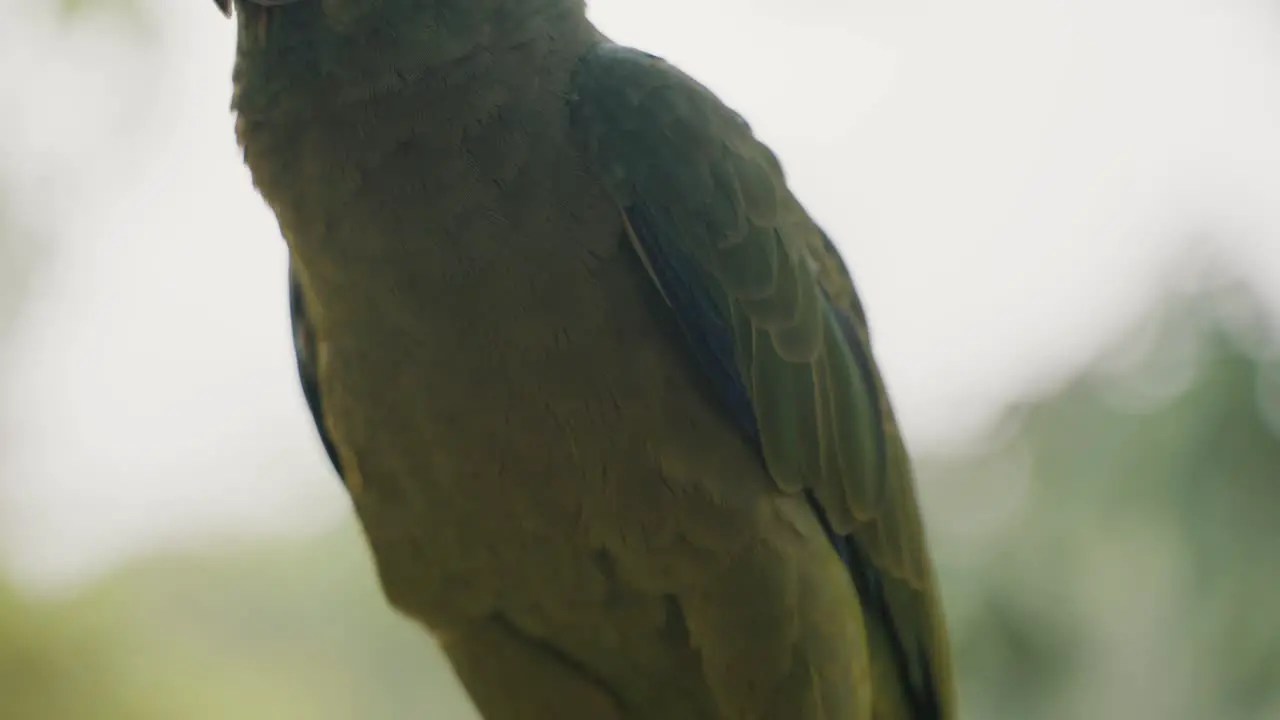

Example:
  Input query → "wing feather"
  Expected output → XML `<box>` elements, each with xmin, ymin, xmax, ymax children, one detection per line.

<box><xmin>571</xmin><ymin>44</ymin><xmax>955</xmax><ymax>717</ymax></box>
<box><xmin>288</xmin><ymin>260</ymin><xmax>345</xmax><ymax>482</ymax></box>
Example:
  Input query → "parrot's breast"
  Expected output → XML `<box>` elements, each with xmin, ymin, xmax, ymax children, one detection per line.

<box><xmin>239</xmin><ymin>42</ymin><xmax>774</xmax><ymax>633</ymax></box>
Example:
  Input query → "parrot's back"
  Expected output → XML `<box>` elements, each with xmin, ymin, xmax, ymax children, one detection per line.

<box><xmin>232</xmin><ymin>2</ymin><xmax>954</xmax><ymax>717</ymax></box>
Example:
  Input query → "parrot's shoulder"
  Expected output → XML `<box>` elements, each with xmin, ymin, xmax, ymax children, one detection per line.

<box><xmin>570</xmin><ymin>42</ymin><xmax>859</xmax><ymax>317</ymax></box>
<box><xmin>572</xmin><ymin>43</ymin><xmax>720</xmax><ymax>100</ymax></box>
<box><xmin>570</xmin><ymin>42</ymin><xmax>773</xmax><ymax>192</ymax></box>
<box><xmin>572</xmin><ymin>43</ymin><xmax>692</xmax><ymax>97</ymax></box>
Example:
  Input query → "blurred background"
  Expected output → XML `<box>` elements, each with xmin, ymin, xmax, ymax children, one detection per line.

<box><xmin>3</xmin><ymin>0</ymin><xmax>1279</xmax><ymax>717</ymax></box>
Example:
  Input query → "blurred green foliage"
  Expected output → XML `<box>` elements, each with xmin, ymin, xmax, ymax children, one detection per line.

<box><xmin>930</xmin><ymin>278</ymin><xmax>1280</xmax><ymax>720</ymax></box>
<box><xmin>0</xmin><ymin>527</ymin><xmax>478</xmax><ymax>719</ymax></box>
<box><xmin>0</xmin><ymin>580</ymin><xmax>152</xmax><ymax>719</ymax></box>
<box><xmin>0</xmin><ymin>278</ymin><xmax>1275</xmax><ymax>719</ymax></box>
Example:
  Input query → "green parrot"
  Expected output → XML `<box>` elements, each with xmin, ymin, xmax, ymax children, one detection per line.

<box><xmin>217</xmin><ymin>0</ymin><xmax>956</xmax><ymax>717</ymax></box>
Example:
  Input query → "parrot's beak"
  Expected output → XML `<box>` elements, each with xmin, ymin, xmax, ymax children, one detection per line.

<box><xmin>213</xmin><ymin>0</ymin><xmax>231</xmax><ymax>16</ymax></box>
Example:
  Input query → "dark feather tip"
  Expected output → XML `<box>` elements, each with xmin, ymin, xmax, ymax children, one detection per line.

<box><xmin>213</xmin><ymin>0</ymin><xmax>232</xmax><ymax>17</ymax></box>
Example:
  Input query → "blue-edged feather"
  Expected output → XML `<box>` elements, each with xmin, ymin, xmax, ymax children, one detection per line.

<box><xmin>623</xmin><ymin>205</ymin><xmax>855</xmax><ymax>570</ymax></box>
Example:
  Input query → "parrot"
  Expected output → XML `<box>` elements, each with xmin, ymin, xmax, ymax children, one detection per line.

<box><xmin>216</xmin><ymin>0</ymin><xmax>956</xmax><ymax>717</ymax></box>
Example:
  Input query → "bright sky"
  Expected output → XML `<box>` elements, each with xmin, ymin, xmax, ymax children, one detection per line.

<box><xmin>3</xmin><ymin>0</ymin><xmax>1279</xmax><ymax>593</ymax></box>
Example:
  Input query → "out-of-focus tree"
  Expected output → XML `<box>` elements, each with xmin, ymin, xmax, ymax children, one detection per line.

<box><xmin>50</xmin><ymin>525</ymin><xmax>479</xmax><ymax>719</ymax></box>
<box><xmin>0</xmin><ymin>580</ymin><xmax>172</xmax><ymax>719</ymax></box>
<box><xmin>925</xmin><ymin>262</ymin><xmax>1280</xmax><ymax>720</ymax></box>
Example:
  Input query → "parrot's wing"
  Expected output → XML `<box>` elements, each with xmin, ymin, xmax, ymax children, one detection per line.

<box><xmin>571</xmin><ymin>44</ymin><xmax>955</xmax><ymax>717</ymax></box>
<box><xmin>288</xmin><ymin>260</ymin><xmax>345</xmax><ymax>481</ymax></box>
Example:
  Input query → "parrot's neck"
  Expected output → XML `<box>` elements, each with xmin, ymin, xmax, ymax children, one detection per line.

<box><xmin>233</xmin><ymin>0</ymin><xmax>606</xmax><ymax>294</ymax></box>
<box><xmin>231</xmin><ymin>0</ymin><xmax>592</xmax><ymax>120</ymax></box>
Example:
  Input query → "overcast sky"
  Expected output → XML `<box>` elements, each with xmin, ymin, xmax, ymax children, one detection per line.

<box><xmin>3</xmin><ymin>0</ymin><xmax>1279</xmax><ymax>593</ymax></box>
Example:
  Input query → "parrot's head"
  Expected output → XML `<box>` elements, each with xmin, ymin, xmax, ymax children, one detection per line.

<box><xmin>219</xmin><ymin>0</ymin><xmax>585</xmax><ymax>118</ymax></box>
<box><xmin>212</xmin><ymin>0</ymin><xmax>398</xmax><ymax>26</ymax></box>
<box><xmin>219</xmin><ymin>0</ymin><xmax>470</xmax><ymax>117</ymax></box>
<box><xmin>212</xmin><ymin>0</ymin><xmax>295</xmax><ymax>17</ymax></box>
<box><xmin>212</xmin><ymin>0</ymin><xmax>587</xmax><ymax>48</ymax></box>
<box><xmin>213</xmin><ymin>0</ymin><xmax>402</xmax><ymax>45</ymax></box>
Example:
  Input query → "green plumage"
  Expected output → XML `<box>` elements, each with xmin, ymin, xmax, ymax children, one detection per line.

<box><xmin>227</xmin><ymin>0</ymin><xmax>955</xmax><ymax>717</ymax></box>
